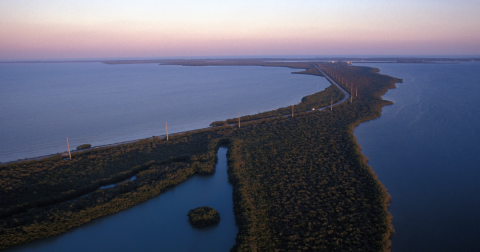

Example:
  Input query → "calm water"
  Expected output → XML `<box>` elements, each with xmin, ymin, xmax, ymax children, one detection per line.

<box><xmin>5</xmin><ymin>147</ymin><xmax>237</xmax><ymax>252</ymax></box>
<box><xmin>3</xmin><ymin>61</ymin><xmax>480</xmax><ymax>251</ymax></box>
<box><xmin>0</xmin><ymin>62</ymin><xmax>328</xmax><ymax>163</ymax></box>
<box><xmin>353</xmin><ymin>62</ymin><xmax>480</xmax><ymax>251</ymax></box>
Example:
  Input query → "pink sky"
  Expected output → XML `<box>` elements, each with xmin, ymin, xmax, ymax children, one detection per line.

<box><xmin>1</xmin><ymin>0</ymin><xmax>479</xmax><ymax>60</ymax></box>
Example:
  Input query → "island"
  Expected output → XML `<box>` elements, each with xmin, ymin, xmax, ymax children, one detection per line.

<box><xmin>0</xmin><ymin>59</ymin><xmax>400</xmax><ymax>251</ymax></box>
<box><xmin>187</xmin><ymin>206</ymin><xmax>221</xmax><ymax>228</ymax></box>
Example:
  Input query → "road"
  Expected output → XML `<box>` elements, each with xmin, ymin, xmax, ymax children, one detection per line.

<box><xmin>314</xmin><ymin>64</ymin><xmax>350</xmax><ymax>107</ymax></box>
<box><xmin>223</xmin><ymin>64</ymin><xmax>351</xmax><ymax>124</ymax></box>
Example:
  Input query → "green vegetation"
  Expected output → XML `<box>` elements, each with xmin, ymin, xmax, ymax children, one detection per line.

<box><xmin>209</xmin><ymin>66</ymin><xmax>343</xmax><ymax>125</ymax></box>
<box><xmin>76</xmin><ymin>144</ymin><xmax>91</xmax><ymax>150</ymax></box>
<box><xmin>0</xmin><ymin>133</ymin><xmax>218</xmax><ymax>219</ymax></box>
<box><xmin>225</xmin><ymin>62</ymin><xmax>398</xmax><ymax>252</ymax></box>
<box><xmin>0</xmin><ymin>132</ymin><xmax>224</xmax><ymax>249</ymax></box>
<box><xmin>187</xmin><ymin>206</ymin><xmax>221</xmax><ymax>228</ymax></box>
<box><xmin>0</xmin><ymin>61</ymin><xmax>399</xmax><ymax>251</ymax></box>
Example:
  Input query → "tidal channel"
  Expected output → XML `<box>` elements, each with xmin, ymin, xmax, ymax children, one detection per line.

<box><xmin>6</xmin><ymin>147</ymin><xmax>237</xmax><ymax>252</ymax></box>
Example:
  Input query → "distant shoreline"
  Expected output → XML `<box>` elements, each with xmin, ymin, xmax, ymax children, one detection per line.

<box><xmin>1</xmin><ymin>56</ymin><xmax>478</xmax><ymax>65</ymax></box>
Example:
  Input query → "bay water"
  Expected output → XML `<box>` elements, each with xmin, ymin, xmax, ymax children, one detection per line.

<box><xmin>0</xmin><ymin>63</ymin><xmax>328</xmax><ymax>163</ymax></box>
<box><xmin>0</xmin><ymin>62</ymin><xmax>328</xmax><ymax>251</ymax></box>
<box><xmin>353</xmin><ymin>62</ymin><xmax>480</xmax><ymax>251</ymax></box>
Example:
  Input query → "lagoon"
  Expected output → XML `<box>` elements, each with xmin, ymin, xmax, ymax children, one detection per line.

<box><xmin>5</xmin><ymin>147</ymin><xmax>236</xmax><ymax>252</ymax></box>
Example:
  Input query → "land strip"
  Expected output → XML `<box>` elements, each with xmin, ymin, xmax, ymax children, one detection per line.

<box><xmin>315</xmin><ymin>65</ymin><xmax>350</xmax><ymax>106</ymax></box>
<box><xmin>0</xmin><ymin>61</ymin><xmax>399</xmax><ymax>251</ymax></box>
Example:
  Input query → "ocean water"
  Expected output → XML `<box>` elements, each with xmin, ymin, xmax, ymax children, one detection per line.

<box><xmin>353</xmin><ymin>62</ymin><xmax>480</xmax><ymax>251</ymax></box>
<box><xmin>0</xmin><ymin>62</ymin><xmax>329</xmax><ymax>163</ymax></box>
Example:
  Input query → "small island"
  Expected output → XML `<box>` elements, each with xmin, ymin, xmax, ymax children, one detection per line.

<box><xmin>187</xmin><ymin>206</ymin><xmax>220</xmax><ymax>228</ymax></box>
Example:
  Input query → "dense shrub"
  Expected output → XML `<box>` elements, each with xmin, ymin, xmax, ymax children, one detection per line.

<box><xmin>187</xmin><ymin>206</ymin><xmax>221</xmax><ymax>228</ymax></box>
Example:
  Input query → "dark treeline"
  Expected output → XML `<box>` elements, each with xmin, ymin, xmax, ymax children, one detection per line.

<box><xmin>0</xmin><ymin>61</ymin><xmax>399</xmax><ymax>251</ymax></box>
<box><xmin>220</xmin><ymin>84</ymin><xmax>343</xmax><ymax>125</ymax></box>
<box><xmin>0</xmin><ymin>132</ymin><xmax>219</xmax><ymax>219</ymax></box>
<box><xmin>223</xmin><ymin>62</ymin><xmax>399</xmax><ymax>251</ymax></box>
<box><xmin>0</xmin><ymin>130</ymin><xmax>227</xmax><ymax>248</ymax></box>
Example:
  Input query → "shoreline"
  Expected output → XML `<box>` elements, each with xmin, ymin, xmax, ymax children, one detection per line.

<box><xmin>226</xmin><ymin>62</ymin><xmax>397</xmax><ymax>251</ymax></box>
<box><xmin>2</xmin><ymin>62</ymin><xmax>346</xmax><ymax>165</ymax></box>
<box><xmin>1</xmin><ymin>60</ymin><xmax>398</xmax><ymax>251</ymax></box>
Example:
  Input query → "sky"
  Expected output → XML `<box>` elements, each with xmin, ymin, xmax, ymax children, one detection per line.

<box><xmin>1</xmin><ymin>0</ymin><xmax>479</xmax><ymax>60</ymax></box>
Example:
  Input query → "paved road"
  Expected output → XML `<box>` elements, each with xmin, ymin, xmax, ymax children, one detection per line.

<box><xmin>314</xmin><ymin>64</ymin><xmax>350</xmax><ymax>107</ymax></box>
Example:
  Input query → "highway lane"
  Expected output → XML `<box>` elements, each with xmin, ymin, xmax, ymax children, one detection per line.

<box><xmin>314</xmin><ymin>64</ymin><xmax>350</xmax><ymax>107</ymax></box>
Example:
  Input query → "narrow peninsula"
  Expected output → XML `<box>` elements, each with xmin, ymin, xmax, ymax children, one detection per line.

<box><xmin>0</xmin><ymin>59</ymin><xmax>399</xmax><ymax>251</ymax></box>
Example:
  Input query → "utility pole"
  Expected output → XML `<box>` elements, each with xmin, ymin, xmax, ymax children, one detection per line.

<box><xmin>66</xmin><ymin>137</ymin><xmax>71</xmax><ymax>160</ymax></box>
<box><xmin>350</xmin><ymin>86</ymin><xmax>353</xmax><ymax>103</ymax></box>
<box><xmin>331</xmin><ymin>98</ymin><xmax>333</xmax><ymax>110</ymax></box>
<box><xmin>292</xmin><ymin>105</ymin><xmax>294</xmax><ymax>118</ymax></box>
<box><xmin>166</xmin><ymin>123</ymin><xmax>168</xmax><ymax>141</ymax></box>
<box><xmin>356</xmin><ymin>87</ymin><xmax>358</xmax><ymax>97</ymax></box>
<box><xmin>238</xmin><ymin>112</ymin><xmax>240</xmax><ymax>128</ymax></box>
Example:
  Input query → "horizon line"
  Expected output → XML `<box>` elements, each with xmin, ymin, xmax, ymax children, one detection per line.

<box><xmin>2</xmin><ymin>54</ymin><xmax>480</xmax><ymax>63</ymax></box>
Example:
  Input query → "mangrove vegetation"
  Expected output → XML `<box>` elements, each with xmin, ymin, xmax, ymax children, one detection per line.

<box><xmin>0</xmin><ymin>60</ymin><xmax>399</xmax><ymax>251</ymax></box>
<box><xmin>187</xmin><ymin>206</ymin><xmax>221</xmax><ymax>228</ymax></box>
